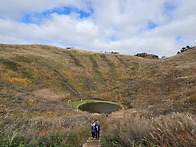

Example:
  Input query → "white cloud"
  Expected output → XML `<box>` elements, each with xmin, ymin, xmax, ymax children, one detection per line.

<box><xmin>0</xmin><ymin>0</ymin><xmax>91</xmax><ymax>20</ymax></box>
<box><xmin>0</xmin><ymin>0</ymin><xmax>196</xmax><ymax>57</ymax></box>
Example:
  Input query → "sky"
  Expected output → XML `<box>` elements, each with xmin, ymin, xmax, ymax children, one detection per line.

<box><xmin>0</xmin><ymin>0</ymin><xmax>196</xmax><ymax>57</ymax></box>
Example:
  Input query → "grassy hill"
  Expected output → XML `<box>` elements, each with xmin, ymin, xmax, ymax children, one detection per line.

<box><xmin>0</xmin><ymin>44</ymin><xmax>195</xmax><ymax>146</ymax></box>
<box><xmin>0</xmin><ymin>44</ymin><xmax>195</xmax><ymax>114</ymax></box>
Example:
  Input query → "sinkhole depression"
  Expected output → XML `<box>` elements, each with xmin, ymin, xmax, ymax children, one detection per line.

<box><xmin>78</xmin><ymin>102</ymin><xmax>122</xmax><ymax>114</ymax></box>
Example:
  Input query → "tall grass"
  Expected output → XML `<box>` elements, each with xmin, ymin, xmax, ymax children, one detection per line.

<box><xmin>0</xmin><ymin>114</ymin><xmax>91</xmax><ymax>146</ymax></box>
<box><xmin>102</xmin><ymin>112</ymin><xmax>196</xmax><ymax>147</ymax></box>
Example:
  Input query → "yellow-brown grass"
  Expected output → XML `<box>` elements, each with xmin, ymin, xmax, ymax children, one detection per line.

<box><xmin>0</xmin><ymin>44</ymin><xmax>196</xmax><ymax>146</ymax></box>
<box><xmin>102</xmin><ymin>111</ymin><xmax>196</xmax><ymax>147</ymax></box>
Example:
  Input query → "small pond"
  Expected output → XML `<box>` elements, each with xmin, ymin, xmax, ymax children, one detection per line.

<box><xmin>78</xmin><ymin>102</ymin><xmax>122</xmax><ymax>114</ymax></box>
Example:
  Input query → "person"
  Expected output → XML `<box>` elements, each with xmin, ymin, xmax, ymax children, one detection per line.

<box><xmin>95</xmin><ymin>121</ymin><xmax>100</xmax><ymax>139</ymax></box>
<box><xmin>91</xmin><ymin>121</ymin><xmax>96</xmax><ymax>138</ymax></box>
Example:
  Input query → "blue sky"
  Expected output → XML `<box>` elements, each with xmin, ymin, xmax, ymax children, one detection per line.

<box><xmin>22</xmin><ymin>7</ymin><xmax>93</xmax><ymax>24</ymax></box>
<box><xmin>163</xmin><ymin>2</ymin><xmax>177</xmax><ymax>16</ymax></box>
<box><xmin>147</xmin><ymin>21</ymin><xmax>158</xmax><ymax>30</ymax></box>
<box><xmin>0</xmin><ymin>0</ymin><xmax>196</xmax><ymax>57</ymax></box>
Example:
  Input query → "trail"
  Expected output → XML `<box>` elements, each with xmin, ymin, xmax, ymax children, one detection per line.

<box><xmin>82</xmin><ymin>137</ymin><xmax>101</xmax><ymax>147</ymax></box>
<box><xmin>82</xmin><ymin>111</ymin><xmax>129</xmax><ymax>147</ymax></box>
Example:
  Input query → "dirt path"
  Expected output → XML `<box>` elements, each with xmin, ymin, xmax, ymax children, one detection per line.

<box><xmin>82</xmin><ymin>137</ymin><xmax>101</xmax><ymax>147</ymax></box>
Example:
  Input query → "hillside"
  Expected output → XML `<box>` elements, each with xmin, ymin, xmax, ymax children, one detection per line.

<box><xmin>0</xmin><ymin>44</ymin><xmax>195</xmax><ymax>115</ymax></box>
<box><xmin>0</xmin><ymin>44</ymin><xmax>195</xmax><ymax>146</ymax></box>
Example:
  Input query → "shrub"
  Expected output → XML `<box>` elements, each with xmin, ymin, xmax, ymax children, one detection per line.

<box><xmin>134</xmin><ymin>53</ymin><xmax>159</xmax><ymax>59</ymax></box>
<box><xmin>177</xmin><ymin>45</ymin><xmax>195</xmax><ymax>54</ymax></box>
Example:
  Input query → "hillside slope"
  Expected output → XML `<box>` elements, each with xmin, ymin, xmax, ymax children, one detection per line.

<box><xmin>0</xmin><ymin>44</ymin><xmax>195</xmax><ymax>116</ymax></box>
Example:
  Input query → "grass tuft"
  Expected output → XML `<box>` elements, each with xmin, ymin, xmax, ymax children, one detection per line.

<box><xmin>102</xmin><ymin>112</ymin><xmax>196</xmax><ymax>147</ymax></box>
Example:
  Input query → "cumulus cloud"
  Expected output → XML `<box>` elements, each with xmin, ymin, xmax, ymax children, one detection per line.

<box><xmin>0</xmin><ymin>0</ymin><xmax>196</xmax><ymax>57</ymax></box>
<box><xmin>0</xmin><ymin>0</ymin><xmax>91</xmax><ymax>19</ymax></box>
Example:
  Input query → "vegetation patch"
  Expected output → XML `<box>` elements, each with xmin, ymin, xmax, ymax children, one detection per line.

<box><xmin>44</xmin><ymin>61</ymin><xmax>81</xmax><ymax>96</ymax></box>
<box><xmin>0</xmin><ymin>58</ymin><xmax>19</xmax><ymax>72</ymax></box>
<box><xmin>89</xmin><ymin>55</ymin><xmax>105</xmax><ymax>82</ymax></box>
<box><xmin>0</xmin><ymin>114</ymin><xmax>90</xmax><ymax>147</ymax></box>
<box><xmin>0</xmin><ymin>58</ymin><xmax>34</xmax><ymax>81</ymax></box>
<box><xmin>68</xmin><ymin>52</ymin><xmax>84</xmax><ymax>67</ymax></box>
<box><xmin>12</xmin><ymin>55</ymin><xmax>32</xmax><ymax>63</ymax></box>
<box><xmin>177</xmin><ymin>45</ymin><xmax>196</xmax><ymax>54</ymax></box>
<box><xmin>102</xmin><ymin>112</ymin><xmax>196</xmax><ymax>147</ymax></box>
<box><xmin>115</xmin><ymin>55</ymin><xmax>128</xmax><ymax>68</ymax></box>
<box><xmin>134</xmin><ymin>53</ymin><xmax>159</xmax><ymax>59</ymax></box>
<box><xmin>100</xmin><ymin>54</ymin><xmax>118</xmax><ymax>78</ymax></box>
<box><xmin>82</xmin><ymin>77</ymin><xmax>97</xmax><ymax>91</ymax></box>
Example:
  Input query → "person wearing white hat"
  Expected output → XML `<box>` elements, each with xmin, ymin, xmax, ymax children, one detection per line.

<box><xmin>95</xmin><ymin>121</ymin><xmax>100</xmax><ymax>139</ymax></box>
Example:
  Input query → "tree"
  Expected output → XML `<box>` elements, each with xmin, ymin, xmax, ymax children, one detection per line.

<box><xmin>177</xmin><ymin>45</ymin><xmax>195</xmax><ymax>54</ymax></box>
<box><xmin>134</xmin><ymin>53</ymin><xmax>159</xmax><ymax>59</ymax></box>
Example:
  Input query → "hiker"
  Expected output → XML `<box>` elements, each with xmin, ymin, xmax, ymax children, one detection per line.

<box><xmin>95</xmin><ymin>121</ymin><xmax>100</xmax><ymax>139</ymax></box>
<box><xmin>91</xmin><ymin>121</ymin><xmax>96</xmax><ymax>138</ymax></box>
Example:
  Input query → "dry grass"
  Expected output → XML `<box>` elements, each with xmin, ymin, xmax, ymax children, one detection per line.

<box><xmin>0</xmin><ymin>44</ymin><xmax>195</xmax><ymax>107</ymax></box>
<box><xmin>102</xmin><ymin>111</ymin><xmax>196</xmax><ymax>147</ymax></box>
<box><xmin>0</xmin><ymin>44</ymin><xmax>196</xmax><ymax>146</ymax></box>
<box><xmin>0</xmin><ymin>114</ymin><xmax>91</xmax><ymax>146</ymax></box>
<box><xmin>33</xmin><ymin>88</ymin><xmax>62</xmax><ymax>102</ymax></box>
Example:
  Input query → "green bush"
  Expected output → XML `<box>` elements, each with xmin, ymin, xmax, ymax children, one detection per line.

<box><xmin>134</xmin><ymin>53</ymin><xmax>159</xmax><ymax>59</ymax></box>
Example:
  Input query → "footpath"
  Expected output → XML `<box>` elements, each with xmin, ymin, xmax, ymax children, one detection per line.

<box><xmin>82</xmin><ymin>137</ymin><xmax>101</xmax><ymax>147</ymax></box>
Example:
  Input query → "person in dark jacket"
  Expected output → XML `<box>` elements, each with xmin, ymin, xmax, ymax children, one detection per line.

<box><xmin>95</xmin><ymin>121</ymin><xmax>100</xmax><ymax>139</ymax></box>
<box><xmin>91</xmin><ymin>121</ymin><xmax>96</xmax><ymax>138</ymax></box>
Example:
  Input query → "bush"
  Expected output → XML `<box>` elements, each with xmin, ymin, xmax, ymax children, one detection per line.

<box><xmin>177</xmin><ymin>45</ymin><xmax>195</xmax><ymax>54</ymax></box>
<box><xmin>134</xmin><ymin>53</ymin><xmax>159</xmax><ymax>59</ymax></box>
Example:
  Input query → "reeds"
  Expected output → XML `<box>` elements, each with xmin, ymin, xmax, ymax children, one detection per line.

<box><xmin>0</xmin><ymin>114</ymin><xmax>90</xmax><ymax>146</ymax></box>
<box><xmin>102</xmin><ymin>112</ymin><xmax>196</xmax><ymax>147</ymax></box>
